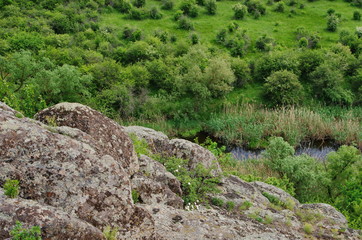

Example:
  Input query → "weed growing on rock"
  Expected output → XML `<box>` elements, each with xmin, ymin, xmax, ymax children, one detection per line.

<box><xmin>132</xmin><ymin>189</ymin><xmax>140</xmax><ymax>204</ymax></box>
<box><xmin>103</xmin><ymin>226</ymin><xmax>118</xmax><ymax>240</ymax></box>
<box><xmin>10</xmin><ymin>221</ymin><xmax>41</xmax><ymax>240</ymax></box>
<box><xmin>129</xmin><ymin>133</ymin><xmax>150</xmax><ymax>156</ymax></box>
<box><xmin>303</xmin><ymin>223</ymin><xmax>314</xmax><ymax>234</ymax></box>
<box><xmin>226</xmin><ymin>201</ymin><xmax>236</xmax><ymax>211</ymax></box>
<box><xmin>3</xmin><ymin>179</ymin><xmax>19</xmax><ymax>198</ymax></box>
<box><xmin>211</xmin><ymin>197</ymin><xmax>224</xmax><ymax>207</ymax></box>
<box><xmin>239</xmin><ymin>201</ymin><xmax>253</xmax><ymax>211</ymax></box>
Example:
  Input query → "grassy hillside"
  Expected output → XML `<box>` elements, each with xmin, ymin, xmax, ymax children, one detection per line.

<box><xmin>101</xmin><ymin>0</ymin><xmax>362</xmax><ymax>49</ymax></box>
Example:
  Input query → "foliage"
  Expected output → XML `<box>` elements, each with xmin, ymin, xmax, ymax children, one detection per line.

<box><xmin>353</xmin><ymin>10</ymin><xmax>361</xmax><ymax>20</ymax></box>
<box><xmin>205</xmin><ymin>0</ymin><xmax>217</xmax><ymax>15</ymax></box>
<box><xmin>178</xmin><ymin>16</ymin><xmax>194</xmax><ymax>30</ymax></box>
<box><xmin>3</xmin><ymin>179</ymin><xmax>19</xmax><ymax>198</ymax></box>
<box><xmin>239</xmin><ymin>201</ymin><xmax>253</xmax><ymax>210</ymax></box>
<box><xmin>225</xmin><ymin>201</ymin><xmax>236</xmax><ymax>211</ymax></box>
<box><xmin>133</xmin><ymin>0</ymin><xmax>146</xmax><ymax>8</ymax></box>
<box><xmin>254</xmin><ymin>50</ymin><xmax>300</xmax><ymax>81</ymax></box>
<box><xmin>149</xmin><ymin>7</ymin><xmax>163</xmax><ymax>19</ymax></box>
<box><xmin>232</xmin><ymin>4</ymin><xmax>247</xmax><ymax>20</ymax></box>
<box><xmin>161</xmin><ymin>0</ymin><xmax>174</xmax><ymax>9</ymax></box>
<box><xmin>9</xmin><ymin>221</ymin><xmax>41</xmax><ymax>240</ymax></box>
<box><xmin>327</xmin><ymin>14</ymin><xmax>339</xmax><ymax>32</ymax></box>
<box><xmin>103</xmin><ymin>226</ymin><xmax>118</xmax><ymax>240</ymax></box>
<box><xmin>255</xmin><ymin>34</ymin><xmax>275</xmax><ymax>51</ymax></box>
<box><xmin>154</xmin><ymin>154</ymin><xmax>221</xmax><ymax>205</ymax></box>
<box><xmin>263</xmin><ymin>70</ymin><xmax>304</xmax><ymax>106</ymax></box>
<box><xmin>131</xmin><ymin>189</ymin><xmax>141</xmax><ymax>203</ymax></box>
<box><xmin>274</xmin><ymin>1</ymin><xmax>286</xmax><ymax>12</ymax></box>
<box><xmin>303</xmin><ymin>223</ymin><xmax>314</xmax><ymax>234</ymax></box>
<box><xmin>211</xmin><ymin>197</ymin><xmax>224</xmax><ymax>206</ymax></box>
<box><xmin>262</xmin><ymin>192</ymin><xmax>285</xmax><ymax>207</ymax></box>
<box><xmin>310</xmin><ymin>63</ymin><xmax>354</xmax><ymax>105</ymax></box>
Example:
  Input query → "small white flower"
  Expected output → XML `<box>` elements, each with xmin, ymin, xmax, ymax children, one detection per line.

<box><xmin>188</xmin><ymin>182</ymin><xmax>191</xmax><ymax>185</ymax></box>
<box><xmin>175</xmin><ymin>169</ymin><xmax>179</xmax><ymax>172</ymax></box>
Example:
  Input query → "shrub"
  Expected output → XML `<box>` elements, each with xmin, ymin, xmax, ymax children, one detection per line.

<box><xmin>226</xmin><ymin>201</ymin><xmax>236</xmax><ymax>211</ymax></box>
<box><xmin>303</xmin><ymin>223</ymin><xmax>313</xmax><ymax>234</ymax></box>
<box><xmin>274</xmin><ymin>1</ymin><xmax>286</xmax><ymax>12</ymax></box>
<box><xmin>310</xmin><ymin>64</ymin><xmax>353</xmax><ymax>104</ymax></box>
<box><xmin>174</xmin><ymin>10</ymin><xmax>184</xmax><ymax>21</ymax></box>
<box><xmin>114</xmin><ymin>0</ymin><xmax>132</xmax><ymax>13</ymax></box>
<box><xmin>133</xmin><ymin>0</ymin><xmax>146</xmax><ymax>8</ymax></box>
<box><xmin>128</xmin><ymin>7</ymin><xmax>148</xmax><ymax>20</ymax></box>
<box><xmin>263</xmin><ymin>70</ymin><xmax>304</xmax><ymax>106</ymax></box>
<box><xmin>204</xmin><ymin>58</ymin><xmax>235</xmax><ymax>97</ymax></box>
<box><xmin>178</xmin><ymin>16</ymin><xmax>194</xmax><ymax>30</ymax></box>
<box><xmin>298</xmin><ymin>37</ymin><xmax>308</xmax><ymax>47</ymax></box>
<box><xmin>10</xmin><ymin>221</ymin><xmax>41</xmax><ymax>240</ymax></box>
<box><xmin>216</xmin><ymin>29</ymin><xmax>227</xmax><ymax>44</ymax></box>
<box><xmin>255</xmin><ymin>34</ymin><xmax>275</xmax><ymax>51</ymax></box>
<box><xmin>245</xmin><ymin>0</ymin><xmax>266</xmax><ymax>15</ymax></box>
<box><xmin>296</xmin><ymin>27</ymin><xmax>321</xmax><ymax>49</ymax></box>
<box><xmin>353</xmin><ymin>11</ymin><xmax>361</xmax><ymax>20</ymax></box>
<box><xmin>122</xmin><ymin>26</ymin><xmax>142</xmax><ymax>41</ymax></box>
<box><xmin>228</xmin><ymin>22</ymin><xmax>239</xmax><ymax>32</ymax></box>
<box><xmin>230</xmin><ymin>58</ymin><xmax>251</xmax><ymax>87</ymax></box>
<box><xmin>190</xmin><ymin>32</ymin><xmax>199</xmax><ymax>44</ymax></box>
<box><xmin>327</xmin><ymin>14</ymin><xmax>339</xmax><ymax>32</ymax></box>
<box><xmin>233</xmin><ymin>4</ymin><xmax>248</xmax><ymax>20</ymax></box>
<box><xmin>10</xmin><ymin>32</ymin><xmax>44</xmax><ymax>52</ymax></box>
<box><xmin>154</xmin><ymin>29</ymin><xmax>169</xmax><ymax>42</ymax></box>
<box><xmin>3</xmin><ymin>179</ymin><xmax>20</xmax><ymax>198</ymax></box>
<box><xmin>254</xmin><ymin>50</ymin><xmax>300</xmax><ymax>81</ymax></box>
<box><xmin>149</xmin><ymin>7</ymin><xmax>163</xmax><ymax>19</ymax></box>
<box><xmin>327</xmin><ymin>8</ymin><xmax>335</xmax><ymax>16</ymax></box>
<box><xmin>263</xmin><ymin>137</ymin><xmax>295</xmax><ymax>170</ymax></box>
<box><xmin>211</xmin><ymin>197</ymin><xmax>224</xmax><ymax>206</ymax></box>
<box><xmin>325</xmin><ymin>146</ymin><xmax>361</xmax><ymax>199</ymax></box>
<box><xmin>180</xmin><ymin>0</ymin><xmax>199</xmax><ymax>17</ymax></box>
<box><xmin>154</xmin><ymin>155</ymin><xmax>221</xmax><ymax>205</ymax></box>
<box><xmin>205</xmin><ymin>0</ymin><xmax>217</xmax><ymax>15</ymax></box>
<box><xmin>161</xmin><ymin>0</ymin><xmax>174</xmax><ymax>10</ymax></box>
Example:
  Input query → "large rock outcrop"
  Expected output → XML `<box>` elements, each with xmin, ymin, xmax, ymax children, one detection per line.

<box><xmin>125</xmin><ymin>126</ymin><xmax>222</xmax><ymax>174</ymax></box>
<box><xmin>0</xmin><ymin>188</ymin><xmax>105</xmax><ymax>240</ymax></box>
<box><xmin>35</xmin><ymin>102</ymin><xmax>139</xmax><ymax>175</ymax></box>
<box><xmin>1</xmin><ymin>103</ymin><xmax>360</xmax><ymax>240</ymax></box>
<box><xmin>0</xmin><ymin>103</ymin><xmax>154</xmax><ymax>239</ymax></box>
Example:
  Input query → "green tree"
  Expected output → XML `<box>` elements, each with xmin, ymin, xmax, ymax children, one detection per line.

<box><xmin>204</xmin><ymin>58</ymin><xmax>235</xmax><ymax>97</ymax></box>
<box><xmin>310</xmin><ymin>64</ymin><xmax>353</xmax><ymax>104</ymax></box>
<box><xmin>264</xmin><ymin>70</ymin><xmax>304</xmax><ymax>106</ymax></box>
<box><xmin>33</xmin><ymin>65</ymin><xmax>92</xmax><ymax>104</ymax></box>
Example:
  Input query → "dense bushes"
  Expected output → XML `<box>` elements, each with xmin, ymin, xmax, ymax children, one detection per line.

<box><xmin>233</xmin><ymin>4</ymin><xmax>247</xmax><ymax>19</ymax></box>
<box><xmin>263</xmin><ymin>70</ymin><xmax>304</xmax><ymax>106</ymax></box>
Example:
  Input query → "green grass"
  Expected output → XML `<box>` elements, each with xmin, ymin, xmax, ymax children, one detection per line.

<box><xmin>100</xmin><ymin>0</ymin><xmax>362</xmax><ymax>49</ymax></box>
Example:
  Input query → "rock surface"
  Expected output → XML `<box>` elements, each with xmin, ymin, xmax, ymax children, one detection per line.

<box><xmin>35</xmin><ymin>102</ymin><xmax>139</xmax><ymax>175</ymax></box>
<box><xmin>301</xmin><ymin>203</ymin><xmax>349</xmax><ymax>228</ymax></box>
<box><xmin>0</xmin><ymin>103</ymin><xmax>154</xmax><ymax>239</ymax></box>
<box><xmin>217</xmin><ymin>175</ymin><xmax>269</xmax><ymax>209</ymax></box>
<box><xmin>125</xmin><ymin>126</ymin><xmax>222</xmax><ymax>173</ymax></box>
<box><xmin>252</xmin><ymin>181</ymin><xmax>300</xmax><ymax>207</ymax></box>
<box><xmin>0</xmin><ymin>188</ymin><xmax>105</xmax><ymax>240</ymax></box>
<box><xmin>138</xmin><ymin>155</ymin><xmax>183</xmax><ymax>196</ymax></box>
